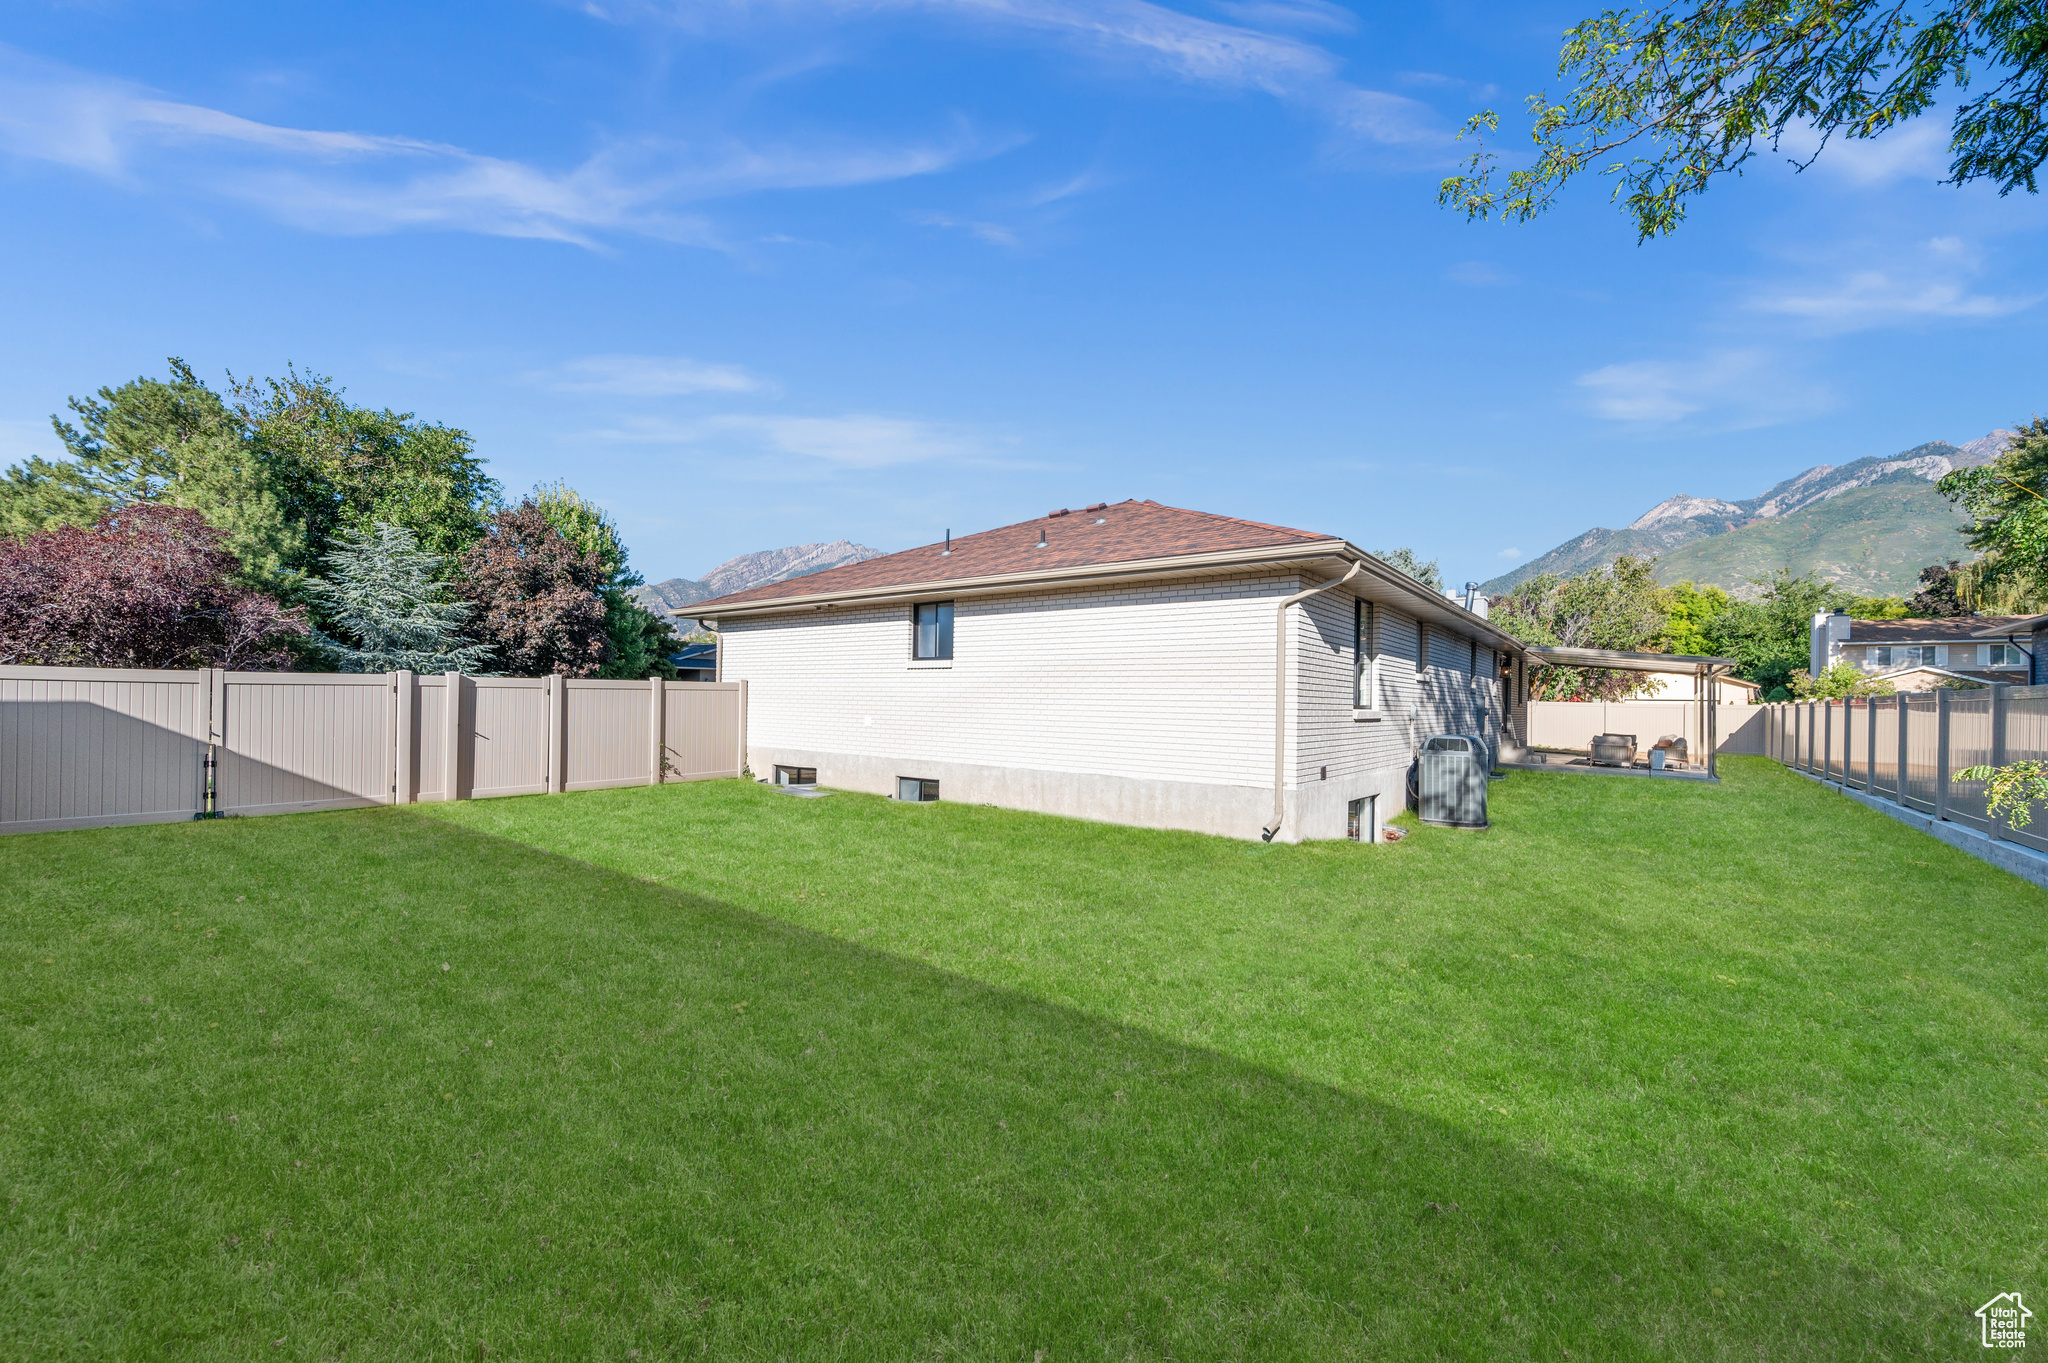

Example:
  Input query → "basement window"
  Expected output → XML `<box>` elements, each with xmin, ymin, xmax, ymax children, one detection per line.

<box><xmin>913</xmin><ymin>601</ymin><xmax>954</xmax><ymax>660</ymax></box>
<box><xmin>774</xmin><ymin>766</ymin><xmax>816</xmax><ymax>787</ymax></box>
<box><xmin>897</xmin><ymin>777</ymin><xmax>940</xmax><ymax>803</ymax></box>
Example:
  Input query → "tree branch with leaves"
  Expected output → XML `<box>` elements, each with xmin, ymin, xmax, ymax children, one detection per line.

<box><xmin>1440</xmin><ymin>1</ymin><xmax>2048</xmax><ymax>241</ymax></box>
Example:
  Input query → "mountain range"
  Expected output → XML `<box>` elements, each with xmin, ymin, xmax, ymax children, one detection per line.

<box><xmin>630</xmin><ymin>540</ymin><xmax>885</xmax><ymax>622</ymax></box>
<box><xmin>1479</xmin><ymin>430</ymin><xmax>2015</xmax><ymax>599</ymax></box>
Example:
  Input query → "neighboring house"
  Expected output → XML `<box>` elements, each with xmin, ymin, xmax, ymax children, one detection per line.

<box><xmin>1809</xmin><ymin>612</ymin><xmax>2034</xmax><ymax>685</ymax></box>
<box><xmin>1975</xmin><ymin>612</ymin><xmax>2048</xmax><ymax>685</ymax></box>
<box><xmin>670</xmin><ymin>642</ymin><xmax>717</xmax><ymax>682</ymax></box>
<box><xmin>1868</xmin><ymin>665</ymin><xmax>1986</xmax><ymax>691</ymax></box>
<box><xmin>1639</xmin><ymin>669</ymin><xmax>1759</xmax><ymax>703</ymax></box>
<box><xmin>688</xmin><ymin>500</ymin><xmax>1528</xmax><ymax>843</ymax></box>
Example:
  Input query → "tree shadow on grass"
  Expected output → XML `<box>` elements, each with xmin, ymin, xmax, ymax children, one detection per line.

<box><xmin>5</xmin><ymin>808</ymin><xmax>1957</xmax><ymax>1360</ymax></box>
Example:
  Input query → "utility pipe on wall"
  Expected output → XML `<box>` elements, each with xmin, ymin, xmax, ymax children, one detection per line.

<box><xmin>1262</xmin><ymin>561</ymin><xmax>1364</xmax><ymax>843</ymax></box>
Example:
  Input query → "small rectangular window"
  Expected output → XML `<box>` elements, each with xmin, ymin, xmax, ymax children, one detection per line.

<box><xmin>1347</xmin><ymin>795</ymin><xmax>1376</xmax><ymax>843</ymax></box>
<box><xmin>897</xmin><ymin>777</ymin><xmax>940</xmax><ymax>802</ymax></box>
<box><xmin>1468</xmin><ymin>637</ymin><xmax>1477</xmax><ymax>676</ymax></box>
<box><xmin>1987</xmin><ymin>643</ymin><xmax>2024</xmax><ymax>667</ymax></box>
<box><xmin>1416</xmin><ymin>622</ymin><xmax>1429</xmax><ymax>675</ymax></box>
<box><xmin>1872</xmin><ymin>646</ymin><xmax>1894</xmax><ymax>667</ymax></box>
<box><xmin>913</xmin><ymin>601</ymin><xmax>954</xmax><ymax>660</ymax></box>
<box><xmin>1353</xmin><ymin>599</ymin><xmax>1377</xmax><ymax>706</ymax></box>
<box><xmin>774</xmin><ymin>765</ymin><xmax>816</xmax><ymax>786</ymax></box>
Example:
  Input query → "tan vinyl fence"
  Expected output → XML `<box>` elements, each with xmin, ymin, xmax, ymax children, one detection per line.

<box><xmin>0</xmin><ymin>665</ymin><xmax>746</xmax><ymax>836</ymax></box>
<box><xmin>1526</xmin><ymin>700</ymin><xmax>1767</xmax><ymax>757</ymax></box>
<box><xmin>1760</xmin><ymin>685</ymin><xmax>2047</xmax><ymax>855</ymax></box>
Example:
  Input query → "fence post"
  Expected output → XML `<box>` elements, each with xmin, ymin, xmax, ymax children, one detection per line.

<box><xmin>736</xmin><ymin>679</ymin><xmax>748</xmax><ymax>779</ymax></box>
<box><xmin>1822</xmin><ymin>701</ymin><xmax>1833</xmax><ymax>781</ymax></box>
<box><xmin>1806</xmin><ymin>701</ymin><xmax>1817</xmax><ymax>772</ymax></box>
<box><xmin>649</xmin><ymin>676</ymin><xmax>665</xmax><ymax>786</ymax></box>
<box><xmin>1934</xmin><ymin>686</ymin><xmax>1951</xmax><ymax>822</ymax></box>
<box><xmin>1866</xmin><ymin>697</ymin><xmax>1877</xmax><ymax>791</ymax></box>
<box><xmin>1897</xmin><ymin>692</ymin><xmax>1910</xmax><ymax>805</ymax></box>
<box><xmin>443</xmin><ymin>671</ymin><xmax>463</xmax><ymax>803</ymax></box>
<box><xmin>394</xmin><ymin>670</ymin><xmax>415</xmax><ymax>804</ymax></box>
<box><xmin>546</xmin><ymin>675</ymin><xmax>564</xmax><ymax>795</ymax></box>
<box><xmin>1988</xmin><ymin>682</ymin><xmax>2009</xmax><ymax>843</ymax></box>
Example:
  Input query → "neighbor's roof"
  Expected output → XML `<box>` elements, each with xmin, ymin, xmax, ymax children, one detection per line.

<box><xmin>1526</xmin><ymin>646</ymin><xmax>1738</xmax><ymax>673</ymax></box>
<box><xmin>689</xmin><ymin>500</ymin><xmax>1338</xmax><ymax>611</ymax></box>
<box><xmin>1849</xmin><ymin>615</ymin><xmax>2030</xmax><ymax>643</ymax></box>
<box><xmin>1974</xmin><ymin>613</ymin><xmax>2048</xmax><ymax>637</ymax></box>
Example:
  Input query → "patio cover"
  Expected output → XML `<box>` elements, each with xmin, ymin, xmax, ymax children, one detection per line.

<box><xmin>1521</xmin><ymin>647</ymin><xmax>1740</xmax><ymax>777</ymax></box>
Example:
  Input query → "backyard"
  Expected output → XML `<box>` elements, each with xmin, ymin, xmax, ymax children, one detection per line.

<box><xmin>2</xmin><ymin>756</ymin><xmax>2042</xmax><ymax>1359</ymax></box>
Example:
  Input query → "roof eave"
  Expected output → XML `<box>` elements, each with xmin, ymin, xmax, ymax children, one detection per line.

<box><xmin>692</xmin><ymin>539</ymin><xmax>1533</xmax><ymax>652</ymax></box>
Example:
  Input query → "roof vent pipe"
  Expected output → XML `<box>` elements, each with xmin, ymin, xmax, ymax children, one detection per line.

<box><xmin>942</xmin><ymin>530</ymin><xmax>950</xmax><ymax>556</ymax></box>
<box><xmin>1261</xmin><ymin>561</ymin><xmax>1364</xmax><ymax>842</ymax></box>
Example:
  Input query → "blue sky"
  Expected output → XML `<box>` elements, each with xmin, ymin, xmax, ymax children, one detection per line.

<box><xmin>2</xmin><ymin>1</ymin><xmax>2044</xmax><ymax>588</ymax></box>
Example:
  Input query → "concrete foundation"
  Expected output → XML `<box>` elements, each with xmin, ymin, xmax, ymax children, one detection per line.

<box><xmin>749</xmin><ymin>745</ymin><xmax>1413</xmax><ymax>844</ymax></box>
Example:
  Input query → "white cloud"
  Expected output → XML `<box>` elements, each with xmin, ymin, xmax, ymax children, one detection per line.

<box><xmin>0</xmin><ymin>45</ymin><xmax>992</xmax><ymax>247</ymax></box>
<box><xmin>589</xmin><ymin>411</ymin><xmax>996</xmax><ymax>468</ymax></box>
<box><xmin>1774</xmin><ymin>117</ymin><xmax>1949</xmax><ymax>187</ymax></box>
<box><xmin>1496</xmin><ymin>547</ymin><xmax>1522</xmax><ymax>560</ymax></box>
<box><xmin>909</xmin><ymin>210</ymin><xmax>1021</xmax><ymax>246</ymax></box>
<box><xmin>594</xmin><ymin>0</ymin><xmax>1443</xmax><ymax>147</ymax></box>
<box><xmin>1576</xmin><ymin>349</ymin><xmax>1834</xmax><ymax>428</ymax></box>
<box><xmin>1445</xmin><ymin>260</ymin><xmax>1512</xmax><ymax>286</ymax></box>
<box><xmin>1207</xmin><ymin>0</ymin><xmax>1356</xmax><ymax>34</ymax></box>
<box><xmin>543</xmin><ymin>354</ymin><xmax>771</xmax><ymax>395</ymax></box>
<box><xmin>1748</xmin><ymin>268</ymin><xmax>2036</xmax><ymax>331</ymax></box>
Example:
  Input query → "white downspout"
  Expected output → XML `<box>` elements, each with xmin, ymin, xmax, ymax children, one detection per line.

<box><xmin>1261</xmin><ymin>562</ymin><xmax>1364</xmax><ymax>843</ymax></box>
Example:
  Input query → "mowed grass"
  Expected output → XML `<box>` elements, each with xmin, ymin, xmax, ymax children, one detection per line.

<box><xmin>2</xmin><ymin>757</ymin><xmax>2043</xmax><ymax>1360</ymax></box>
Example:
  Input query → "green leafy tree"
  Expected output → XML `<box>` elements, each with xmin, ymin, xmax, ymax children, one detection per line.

<box><xmin>1374</xmin><ymin>547</ymin><xmax>1445</xmax><ymax>595</ymax></box>
<box><xmin>1698</xmin><ymin>570</ymin><xmax>1887</xmax><ymax>698</ymax></box>
<box><xmin>1440</xmin><ymin>1</ymin><xmax>2048</xmax><ymax>241</ymax></box>
<box><xmin>1492</xmin><ymin>552</ymin><xmax>1668</xmax><ymax>700</ymax></box>
<box><xmin>1656</xmin><ymin>580</ymin><xmax>1733</xmax><ymax>654</ymax></box>
<box><xmin>232</xmin><ymin>367</ymin><xmax>501</xmax><ymax>572</ymax></box>
<box><xmin>1788</xmin><ymin>660</ymin><xmax>1896</xmax><ymax>699</ymax></box>
<box><xmin>0</xmin><ymin>359</ymin><xmax>303</xmax><ymax>588</ymax></box>
<box><xmin>302</xmin><ymin>523</ymin><xmax>496</xmax><ymax>675</ymax></box>
<box><xmin>531</xmin><ymin>481</ymin><xmax>680</xmax><ymax>679</ymax></box>
<box><xmin>1938</xmin><ymin>415</ymin><xmax>2048</xmax><ymax>605</ymax></box>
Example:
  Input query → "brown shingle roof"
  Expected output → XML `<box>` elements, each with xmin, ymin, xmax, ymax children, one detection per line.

<box><xmin>690</xmin><ymin>500</ymin><xmax>1337</xmax><ymax>611</ymax></box>
<box><xmin>1851</xmin><ymin>615</ymin><xmax>2030</xmax><ymax>643</ymax></box>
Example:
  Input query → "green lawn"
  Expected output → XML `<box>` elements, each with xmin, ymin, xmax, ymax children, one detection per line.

<box><xmin>3</xmin><ymin>757</ymin><xmax>2043</xmax><ymax>1359</ymax></box>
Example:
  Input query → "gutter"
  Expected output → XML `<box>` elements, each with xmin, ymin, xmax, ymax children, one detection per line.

<box><xmin>1261</xmin><ymin>562</ymin><xmax>1364</xmax><ymax>842</ymax></box>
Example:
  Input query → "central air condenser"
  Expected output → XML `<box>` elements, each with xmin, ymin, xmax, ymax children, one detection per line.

<box><xmin>1416</xmin><ymin>734</ymin><xmax>1490</xmax><ymax>829</ymax></box>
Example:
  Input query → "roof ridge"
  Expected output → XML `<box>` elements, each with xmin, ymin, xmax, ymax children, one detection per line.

<box><xmin>1129</xmin><ymin>498</ymin><xmax>1332</xmax><ymax>542</ymax></box>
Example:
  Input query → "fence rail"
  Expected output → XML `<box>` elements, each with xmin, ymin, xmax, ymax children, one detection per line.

<box><xmin>0</xmin><ymin>665</ymin><xmax>746</xmax><ymax>836</ymax></box>
<box><xmin>1760</xmin><ymin>685</ymin><xmax>2047</xmax><ymax>855</ymax></box>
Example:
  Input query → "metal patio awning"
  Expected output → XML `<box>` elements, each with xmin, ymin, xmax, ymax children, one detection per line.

<box><xmin>1521</xmin><ymin>647</ymin><xmax>1740</xmax><ymax>778</ymax></box>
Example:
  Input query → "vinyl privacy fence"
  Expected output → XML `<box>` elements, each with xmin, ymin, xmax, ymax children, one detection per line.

<box><xmin>0</xmin><ymin>665</ymin><xmax>747</xmax><ymax>835</ymax></box>
<box><xmin>1760</xmin><ymin>684</ymin><xmax>2048</xmax><ymax>855</ymax></box>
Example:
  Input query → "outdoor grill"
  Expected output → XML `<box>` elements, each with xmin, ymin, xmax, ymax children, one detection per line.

<box><xmin>1588</xmin><ymin>733</ymin><xmax>1637</xmax><ymax>767</ymax></box>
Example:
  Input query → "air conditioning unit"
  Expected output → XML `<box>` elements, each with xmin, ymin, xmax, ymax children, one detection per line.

<box><xmin>1416</xmin><ymin>734</ymin><xmax>1490</xmax><ymax>829</ymax></box>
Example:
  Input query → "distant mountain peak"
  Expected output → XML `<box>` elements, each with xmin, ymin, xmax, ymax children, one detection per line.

<box><xmin>1628</xmin><ymin>495</ymin><xmax>1742</xmax><ymax>530</ymax></box>
<box><xmin>629</xmin><ymin>539</ymin><xmax>885</xmax><ymax>619</ymax></box>
<box><xmin>1481</xmin><ymin>428</ymin><xmax>2015</xmax><ymax>598</ymax></box>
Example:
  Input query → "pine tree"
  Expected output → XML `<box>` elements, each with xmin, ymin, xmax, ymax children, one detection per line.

<box><xmin>303</xmin><ymin>523</ymin><xmax>495</xmax><ymax>674</ymax></box>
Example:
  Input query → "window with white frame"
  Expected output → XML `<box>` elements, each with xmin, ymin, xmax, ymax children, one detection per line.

<box><xmin>1877</xmin><ymin>644</ymin><xmax>1944</xmax><ymax>668</ymax></box>
<box><xmin>1416</xmin><ymin>622</ymin><xmax>1429</xmax><ymax>675</ymax></box>
<box><xmin>1985</xmin><ymin>643</ymin><xmax>2026</xmax><ymax>668</ymax></box>
<box><xmin>1354</xmin><ymin>598</ymin><xmax>1377</xmax><ymax>707</ymax></box>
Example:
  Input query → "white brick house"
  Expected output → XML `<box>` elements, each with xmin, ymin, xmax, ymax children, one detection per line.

<box><xmin>690</xmin><ymin>501</ymin><xmax>1530</xmax><ymax>843</ymax></box>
